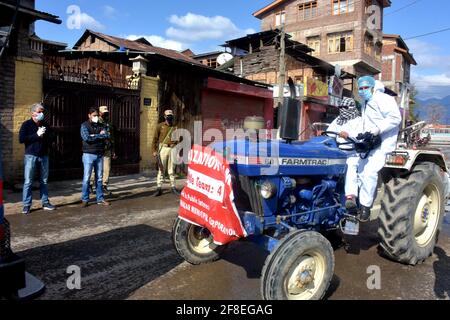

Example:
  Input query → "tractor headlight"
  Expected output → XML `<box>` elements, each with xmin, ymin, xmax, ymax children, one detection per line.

<box><xmin>260</xmin><ymin>181</ymin><xmax>277</xmax><ymax>199</ymax></box>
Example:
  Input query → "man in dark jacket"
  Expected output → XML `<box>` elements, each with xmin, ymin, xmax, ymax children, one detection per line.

<box><xmin>19</xmin><ymin>103</ymin><xmax>56</xmax><ymax>215</ymax></box>
<box><xmin>80</xmin><ymin>108</ymin><xmax>111</xmax><ymax>207</ymax></box>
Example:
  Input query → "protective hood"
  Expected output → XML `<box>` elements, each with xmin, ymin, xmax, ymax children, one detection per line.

<box><xmin>374</xmin><ymin>80</ymin><xmax>385</xmax><ymax>93</ymax></box>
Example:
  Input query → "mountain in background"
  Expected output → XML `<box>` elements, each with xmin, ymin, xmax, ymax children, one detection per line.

<box><xmin>415</xmin><ymin>95</ymin><xmax>450</xmax><ymax>124</ymax></box>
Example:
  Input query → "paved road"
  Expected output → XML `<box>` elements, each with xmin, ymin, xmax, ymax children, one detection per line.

<box><xmin>6</xmin><ymin>188</ymin><xmax>450</xmax><ymax>300</ymax></box>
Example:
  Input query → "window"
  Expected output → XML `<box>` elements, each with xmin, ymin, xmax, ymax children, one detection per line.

<box><xmin>327</xmin><ymin>32</ymin><xmax>353</xmax><ymax>53</ymax></box>
<box><xmin>332</xmin><ymin>0</ymin><xmax>355</xmax><ymax>15</ymax></box>
<box><xmin>299</xmin><ymin>1</ymin><xmax>318</xmax><ymax>21</ymax></box>
<box><xmin>294</xmin><ymin>76</ymin><xmax>304</xmax><ymax>84</ymax></box>
<box><xmin>364</xmin><ymin>34</ymin><xmax>374</xmax><ymax>55</ymax></box>
<box><xmin>275</xmin><ymin>11</ymin><xmax>286</xmax><ymax>26</ymax></box>
<box><xmin>375</xmin><ymin>43</ymin><xmax>382</xmax><ymax>61</ymax></box>
<box><xmin>207</xmin><ymin>58</ymin><xmax>218</xmax><ymax>68</ymax></box>
<box><xmin>307</xmin><ymin>37</ymin><xmax>321</xmax><ymax>56</ymax></box>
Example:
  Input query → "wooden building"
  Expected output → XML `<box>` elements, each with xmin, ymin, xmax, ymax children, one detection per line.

<box><xmin>253</xmin><ymin>0</ymin><xmax>392</xmax><ymax>78</ymax></box>
<box><xmin>225</xmin><ymin>30</ymin><xmax>354</xmax><ymax>139</ymax></box>
<box><xmin>41</xmin><ymin>30</ymin><xmax>274</xmax><ymax>179</ymax></box>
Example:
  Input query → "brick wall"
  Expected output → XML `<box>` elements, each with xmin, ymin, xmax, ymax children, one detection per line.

<box><xmin>139</xmin><ymin>75</ymin><xmax>160</xmax><ymax>173</ymax></box>
<box><xmin>259</xmin><ymin>0</ymin><xmax>383</xmax><ymax>75</ymax></box>
<box><xmin>11</xmin><ymin>57</ymin><xmax>44</xmax><ymax>181</ymax></box>
<box><xmin>0</xmin><ymin>55</ymin><xmax>16</xmax><ymax>183</ymax></box>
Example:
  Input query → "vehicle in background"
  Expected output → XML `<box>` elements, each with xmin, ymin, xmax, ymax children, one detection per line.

<box><xmin>0</xmin><ymin>145</ymin><xmax>45</xmax><ymax>300</ymax></box>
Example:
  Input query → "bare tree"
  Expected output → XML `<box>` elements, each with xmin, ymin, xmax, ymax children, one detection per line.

<box><xmin>427</xmin><ymin>104</ymin><xmax>446</xmax><ymax>124</ymax></box>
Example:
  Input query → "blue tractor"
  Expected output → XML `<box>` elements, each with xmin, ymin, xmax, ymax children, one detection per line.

<box><xmin>173</xmin><ymin>81</ymin><xmax>448</xmax><ymax>300</ymax></box>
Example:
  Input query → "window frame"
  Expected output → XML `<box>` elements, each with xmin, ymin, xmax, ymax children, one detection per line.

<box><xmin>299</xmin><ymin>1</ymin><xmax>318</xmax><ymax>21</ymax></box>
<box><xmin>327</xmin><ymin>32</ymin><xmax>353</xmax><ymax>54</ymax></box>
<box><xmin>331</xmin><ymin>0</ymin><xmax>355</xmax><ymax>15</ymax></box>
<box><xmin>307</xmin><ymin>36</ymin><xmax>321</xmax><ymax>56</ymax></box>
<box><xmin>275</xmin><ymin>11</ymin><xmax>286</xmax><ymax>26</ymax></box>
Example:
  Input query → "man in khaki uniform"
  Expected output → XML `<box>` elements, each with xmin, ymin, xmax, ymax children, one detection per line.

<box><xmin>152</xmin><ymin>110</ymin><xmax>180</xmax><ymax>196</ymax></box>
<box><xmin>90</xmin><ymin>106</ymin><xmax>116</xmax><ymax>196</ymax></box>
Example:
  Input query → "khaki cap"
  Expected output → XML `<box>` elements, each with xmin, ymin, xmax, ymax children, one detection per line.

<box><xmin>164</xmin><ymin>110</ymin><xmax>174</xmax><ymax>116</ymax></box>
<box><xmin>99</xmin><ymin>106</ymin><xmax>109</xmax><ymax>113</ymax></box>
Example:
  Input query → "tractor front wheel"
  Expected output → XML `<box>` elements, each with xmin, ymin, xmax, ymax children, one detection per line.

<box><xmin>261</xmin><ymin>231</ymin><xmax>334</xmax><ymax>300</ymax></box>
<box><xmin>172</xmin><ymin>217</ymin><xmax>226</xmax><ymax>265</ymax></box>
<box><xmin>378</xmin><ymin>162</ymin><xmax>445</xmax><ymax>265</ymax></box>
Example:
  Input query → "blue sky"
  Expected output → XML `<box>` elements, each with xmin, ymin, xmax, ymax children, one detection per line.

<box><xmin>35</xmin><ymin>0</ymin><xmax>450</xmax><ymax>99</ymax></box>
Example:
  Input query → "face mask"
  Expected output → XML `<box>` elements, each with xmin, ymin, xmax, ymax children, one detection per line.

<box><xmin>35</xmin><ymin>113</ymin><xmax>44</xmax><ymax>122</ymax></box>
<box><xmin>166</xmin><ymin>116</ymin><xmax>174</xmax><ymax>123</ymax></box>
<box><xmin>359</xmin><ymin>89</ymin><xmax>373</xmax><ymax>102</ymax></box>
<box><xmin>92</xmin><ymin>116</ymin><xmax>99</xmax><ymax>123</ymax></box>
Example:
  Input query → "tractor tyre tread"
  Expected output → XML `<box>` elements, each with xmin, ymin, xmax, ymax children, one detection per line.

<box><xmin>378</xmin><ymin>162</ymin><xmax>445</xmax><ymax>265</ymax></box>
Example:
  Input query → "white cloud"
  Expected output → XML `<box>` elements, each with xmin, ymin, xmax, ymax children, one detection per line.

<box><xmin>407</xmin><ymin>39</ymin><xmax>450</xmax><ymax>71</ymax></box>
<box><xmin>412</xmin><ymin>73</ymin><xmax>450</xmax><ymax>99</ymax></box>
<box><xmin>126</xmin><ymin>35</ymin><xmax>184</xmax><ymax>51</ymax></box>
<box><xmin>166</xmin><ymin>12</ymin><xmax>255</xmax><ymax>42</ymax></box>
<box><xmin>406</xmin><ymin>39</ymin><xmax>450</xmax><ymax>99</ymax></box>
<box><xmin>102</xmin><ymin>5</ymin><xmax>118</xmax><ymax>19</ymax></box>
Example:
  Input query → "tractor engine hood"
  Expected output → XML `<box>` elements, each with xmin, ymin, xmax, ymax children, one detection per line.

<box><xmin>210</xmin><ymin>137</ymin><xmax>348</xmax><ymax>177</ymax></box>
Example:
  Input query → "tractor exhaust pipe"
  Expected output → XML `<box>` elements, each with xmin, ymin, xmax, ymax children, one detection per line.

<box><xmin>278</xmin><ymin>77</ymin><xmax>301</xmax><ymax>142</ymax></box>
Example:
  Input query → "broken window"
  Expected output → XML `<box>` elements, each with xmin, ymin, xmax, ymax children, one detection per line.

<box><xmin>299</xmin><ymin>1</ymin><xmax>318</xmax><ymax>21</ymax></box>
<box><xmin>327</xmin><ymin>32</ymin><xmax>353</xmax><ymax>53</ymax></box>
<box><xmin>332</xmin><ymin>0</ymin><xmax>355</xmax><ymax>15</ymax></box>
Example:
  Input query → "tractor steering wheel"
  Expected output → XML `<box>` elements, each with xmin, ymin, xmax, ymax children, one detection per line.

<box><xmin>322</xmin><ymin>131</ymin><xmax>358</xmax><ymax>151</ymax></box>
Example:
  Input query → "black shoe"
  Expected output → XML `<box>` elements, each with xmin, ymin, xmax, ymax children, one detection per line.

<box><xmin>359</xmin><ymin>206</ymin><xmax>371</xmax><ymax>222</ymax></box>
<box><xmin>22</xmin><ymin>206</ymin><xmax>31</xmax><ymax>215</ymax></box>
<box><xmin>154</xmin><ymin>188</ymin><xmax>162</xmax><ymax>197</ymax></box>
<box><xmin>43</xmin><ymin>203</ymin><xmax>56</xmax><ymax>211</ymax></box>
<box><xmin>171</xmin><ymin>187</ymin><xmax>181</xmax><ymax>196</ymax></box>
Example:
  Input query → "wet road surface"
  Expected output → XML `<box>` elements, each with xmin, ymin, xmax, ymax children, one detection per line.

<box><xmin>7</xmin><ymin>190</ymin><xmax>450</xmax><ymax>300</ymax></box>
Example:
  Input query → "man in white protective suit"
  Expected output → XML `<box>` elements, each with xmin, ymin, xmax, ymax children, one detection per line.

<box><xmin>327</xmin><ymin>97</ymin><xmax>362</xmax><ymax>213</ymax></box>
<box><xmin>349</xmin><ymin>75</ymin><xmax>402</xmax><ymax>222</ymax></box>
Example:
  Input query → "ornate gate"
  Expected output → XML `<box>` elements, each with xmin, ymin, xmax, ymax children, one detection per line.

<box><xmin>43</xmin><ymin>72</ymin><xmax>141</xmax><ymax>180</ymax></box>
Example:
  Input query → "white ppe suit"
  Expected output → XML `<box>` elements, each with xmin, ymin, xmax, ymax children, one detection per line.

<box><xmin>328</xmin><ymin>117</ymin><xmax>363</xmax><ymax>198</ymax></box>
<box><xmin>357</xmin><ymin>81</ymin><xmax>402</xmax><ymax>207</ymax></box>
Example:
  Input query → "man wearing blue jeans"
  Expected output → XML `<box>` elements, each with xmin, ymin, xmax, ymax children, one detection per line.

<box><xmin>80</xmin><ymin>108</ymin><xmax>111</xmax><ymax>207</ymax></box>
<box><xmin>19</xmin><ymin>103</ymin><xmax>56</xmax><ymax>215</ymax></box>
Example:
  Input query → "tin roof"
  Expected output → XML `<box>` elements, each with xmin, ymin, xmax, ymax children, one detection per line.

<box><xmin>0</xmin><ymin>0</ymin><xmax>61</xmax><ymax>24</ymax></box>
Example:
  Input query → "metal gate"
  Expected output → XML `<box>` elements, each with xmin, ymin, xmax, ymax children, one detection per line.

<box><xmin>43</xmin><ymin>80</ymin><xmax>140</xmax><ymax>180</ymax></box>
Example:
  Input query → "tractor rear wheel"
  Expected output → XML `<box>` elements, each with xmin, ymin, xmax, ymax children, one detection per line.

<box><xmin>378</xmin><ymin>162</ymin><xmax>445</xmax><ymax>265</ymax></box>
<box><xmin>261</xmin><ymin>231</ymin><xmax>334</xmax><ymax>300</ymax></box>
<box><xmin>172</xmin><ymin>217</ymin><xmax>226</xmax><ymax>265</ymax></box>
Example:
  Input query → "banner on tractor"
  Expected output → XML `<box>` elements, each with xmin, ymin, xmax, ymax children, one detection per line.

<box><xmin>179</xmin><ymin>145</ymin><xmax>247</xmax><ymax>245</ymax></box>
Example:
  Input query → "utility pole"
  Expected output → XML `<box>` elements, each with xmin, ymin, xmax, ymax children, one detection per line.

<box><xmin>277</xmin><ymin>26</ymin><xmax>286</xmax><ymax>107</ymax></box>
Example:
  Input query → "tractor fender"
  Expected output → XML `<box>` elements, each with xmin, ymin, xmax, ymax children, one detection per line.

<box><xmin>372</xmin><ymin>149</ymin><xmax>450</xmax><ymax>220</ymax></box>
<box><xmin>384</xmin><ymin>149</ymin><xmax>448</xmax><ymax>172</ymax></box>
